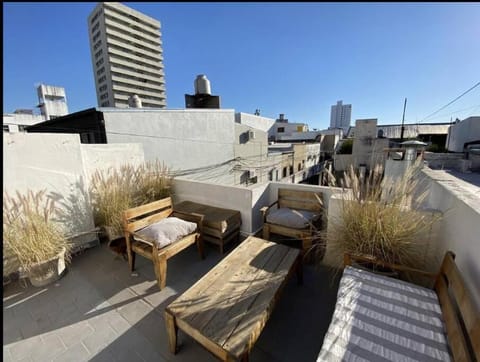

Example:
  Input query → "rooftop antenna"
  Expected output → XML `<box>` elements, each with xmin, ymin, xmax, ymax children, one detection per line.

<box><xmin>400</xmin><ymin>97</ymin><xmax>407</xmax><ymax>141</ymax></box>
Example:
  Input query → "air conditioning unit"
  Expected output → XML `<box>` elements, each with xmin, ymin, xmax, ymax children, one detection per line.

<box><xmin>248</xmin><ymin>130</ymin><xmax>256</xmax><ymax>140</ymax></box>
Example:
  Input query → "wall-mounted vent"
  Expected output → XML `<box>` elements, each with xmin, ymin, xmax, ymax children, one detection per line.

<box><xmin>248</xmin><ymin>130</ymin><xmax>256</xmax><ymax>140</ymax></box>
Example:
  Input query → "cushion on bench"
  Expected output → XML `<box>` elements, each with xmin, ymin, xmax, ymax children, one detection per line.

<box><xmin>266</xmin><ymin>207</ymin><xmax>319</xmax><ymax>229</ymax></box>
<box><xmin>133</xmin><ymin>217</ymin><xmax>197</xmax><ymax>249</ymax></box>
<box><xmin>317</xmin><ymin>266</ymin><xmax>452</xmax><ymax>362</ymax></box>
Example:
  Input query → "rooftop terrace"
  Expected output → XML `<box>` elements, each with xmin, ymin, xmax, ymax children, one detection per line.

<box><xmin>3</xmin><ymin>237</ymin><xmax>340</xmax><ymax>362</ymax></box>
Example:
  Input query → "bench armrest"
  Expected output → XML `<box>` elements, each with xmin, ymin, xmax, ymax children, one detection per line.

<box><xmin>344</xmin><ymin>252</ymin><xmax>438</xmax><ymax>279</ymax></box>
<box><xmin>260</xmin><ymin>201</ymin><xmax>278</xmax><ymax>222</ymax></box>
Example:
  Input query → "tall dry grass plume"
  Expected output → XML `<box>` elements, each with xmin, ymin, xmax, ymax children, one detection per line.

<box><xmin>3</xmin><ymin>190</ymin><xmax>71</xmax><ymax>276</ymax></box>
<box><xmin>320</xmin><ymin>157</ymin><xmax>440</xmax><ymax>271</ymax></box>
<box><xmin>89</xmin><ymin>160</ymin><xmax>172</xmax><ymax>238</ymax></box>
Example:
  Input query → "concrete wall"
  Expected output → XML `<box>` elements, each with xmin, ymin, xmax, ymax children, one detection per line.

<box><xmin>172</xmin><ymin>179</ymin><xmax>254</xmax><ymax>234</ymax></box>
<box><xmin>3</xmin><ymin>113</ymin><xmax>46</xmax><ymax>131</ymax></box>
<box><xmin>173</xmin><ymin>179</ymin><xmax>343</xmax><ymax>237</ymax></box>
<box><xmin>80</xmin><ymin>143</ymin><xmax>145</xmax><ymax>184</ymax></box>
<box><xmin>235</xmin><ymin>112</ymin><xmax>275</xmax><ymax>133</ymax></box>
<box><xmin>103</xmin><ymin>109</ymin><xmax>236</xmax><ymax>184</ymax></box>
<box><xmin>3</xmin><ymin>133</ymin><xmax>96</xmax><ymax>251</ymax></box>
<box><xmin>352</xmin><ymin>119</ymin><xmax>377</xmax><ymax>167</ymax></box>
<box><xmin>351</xmin><ymin>119</ymin><xmax>389</xmax><ymax>169</ymax></box>
<box><xmin>263</xmin><ymin>182</ymin><xmax>344</xmax><ymax>226</ymax></box>
<box><xmin>3</xmin><ymin>132</ymin><xmax>147</xmax><ymax>252</ymax></box>
<box><xmin>269</xmin><ymin>121</ymin><xmax>308</xmax><ymax>141</ymax></box>
<box><xmin>419</xmin><ymin>167</ymin><xmax>480</xmax><ymax>309</ymax></box>
<box><xmin>424</xmin><ymin>152</ymin><xmax>465</xmax><ymax>170</ymax></box>
<box><xmin>305</xmin><ymin>143</ymin><xmax>321</xmax><ymax>169</ymax></box>
<box><xmin>233</xmin><ymin>123</ymin><xmax>269</xmax><ymax>185</ymax></box>
<box><xmin>333</xmin><ymin>154</ymin><xmax>354</xmax><ymax>172</ymax></box>
<box><xmin>446</xmin><ymin>116</ymin><xmax>480</xmax><ymax>152</ymax></box>
<box><xmin>384</xmin><ymin>158</ymin><xmax>416</xmax><ymax>182</ymax></box>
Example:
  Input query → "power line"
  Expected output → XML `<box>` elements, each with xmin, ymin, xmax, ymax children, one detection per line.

<box><xmin>419</xmin><ymin>81</ymin><xmax>480</xmax><ymax>123</ymax></box>
<box><xmin>422</xmin><ymin>104</ymin><xmax>480</xmax><ymax>122</ymax></box>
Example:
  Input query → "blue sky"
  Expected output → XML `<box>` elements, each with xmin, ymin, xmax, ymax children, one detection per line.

<box><xmin>3</xmin><ymin>2</ymin><xmax>480</xmax><ymax>130</ymax></box>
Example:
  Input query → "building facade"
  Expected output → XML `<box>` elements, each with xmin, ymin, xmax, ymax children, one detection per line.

<box><xmin>330</xmin><ymin>100</ymin><xmax>351</xmax><ymax>132</ymax></box>
<box><xmin>88</xmin><ymin>2</ymin><xmax>166</xmax><ymax>108</ymax></box>
<box><xmin>37</xmin><ymin>84</ymin><xmax>69</xmax><ymax>120</ymax></box>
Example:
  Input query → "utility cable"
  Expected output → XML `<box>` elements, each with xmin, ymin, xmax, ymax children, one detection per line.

<box><xmin>419</xmin><ymin>81</ymin><xmax>480</xmax><ymax>123</ymax></box>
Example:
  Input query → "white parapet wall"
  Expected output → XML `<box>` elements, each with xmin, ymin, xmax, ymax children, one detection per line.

<box><xmin>3</xmin><ymin>132</ymin><xmax>146</xmax><ymax>252</ymax></box>
<box><xmin>3</xmin><ymin>133</ymin><xmax>97</xmax><ymax>251</ymax></box>
<box><xmin>172</xmin><ymin>178</ymin><xmax>254</xmax><ymax>235</ymax></box>
<box><xmin>420</xmin><ymin>167</ymin><xmax>480</xmax><ymax>309</ymax></box>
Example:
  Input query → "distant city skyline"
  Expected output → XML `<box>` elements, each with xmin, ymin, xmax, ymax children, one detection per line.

<box><xmin>3</xmin><ymin>2</ymin><xmax>480</xmax><ymax>130</ymax></box>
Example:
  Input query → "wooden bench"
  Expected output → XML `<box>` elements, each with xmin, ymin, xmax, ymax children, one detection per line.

<box><xmin>123</xmin><ymin>197</ymin><xmax>204</xmax><ymax>290</ymax></box>
<box><xmin>261</xmin><ymin>188</ymin><xmax>323</xmax><ymax>251</ymax></box>
<box><xmin>173</xmin><ymin>201</ymin><xmax>242</xmax><ymax>254</ymax></box>
<box><xmin>318</xmin><ymin>251</ymin><xmax>480</xmax><ymax>361</ymax></box>
<box><xmin>165</xmin><ymin>236</ymin><xmax>302</xmax><ymax>361</ymax></box>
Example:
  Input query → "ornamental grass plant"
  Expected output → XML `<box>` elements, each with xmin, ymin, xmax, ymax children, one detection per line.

<box><xmin>89</xmin><ymin>160</ymin><xmax>172</xmax><ymax>239</ymax></box>
<box><xmin>3</xmin><ymin>190</ymin><xmax>71</xmax><ymax>278</ymax></box>
<box><xmin>317</xmin><ymin>157</ymin><xmax>440</xmax><ymax>274</ymax></box>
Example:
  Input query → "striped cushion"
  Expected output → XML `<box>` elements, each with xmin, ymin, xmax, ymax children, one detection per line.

<box><xmin>317</xmin><ymin>266</ymin><xmax>451</xmax><ymax>362</ymax></box>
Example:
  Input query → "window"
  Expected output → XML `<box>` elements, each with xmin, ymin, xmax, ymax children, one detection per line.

<box><xmin>91</xmin><ymin>23</ymin><xmax>99</xmax><ymax>33</ymax></box>
<box><xmin>101</xmin><ymin>101</ymin><xmax>109</xmax><ymax>107</ymax></box>
<box><xmin>95</xmin><ymin>49</ymin><xmax>103</xmax><ymax>59</ymax></box>
<box><xmin>90</xmin><ymin>11</ymin><xmax>100</xmax><ymax>25</ymax></box>
<box><xmin>96</xmin><ymin>58</ymin><xmax>104</xmax><ymax>67</ymax></box>
<box><xmin>282</xmin><ymin>167</ymin><xmax>287</xmax><ymax>178</ymax></box>
<box><xmin>298</xmin><ymin>163</ymin><xmax>301</xmax><ymax>172</ymax></box>
<box><xmin>99</xmin><ymin>84</ymin><xmax>107</xmax><ymax>92</ymax></box>
<box><xmin>277</xmin><ymin>127</ymin><xmax>285</xmax><ymax>133</ymax></box>
<box><xmin>94</xmin><ymin>40</ymin><xmax>102</xmax><ymax>51</ymax></box>
<box><xmin>93</xmin><ymin>31</ymin><xmax>101</xmax><ymax>43</ymax></box>
<box><xmin>100</xmin><ymin>93</ymin><xmax>109</xmax><ymax>100</ymax></box>
<box><xmin>289</xmin><ymin>166</ymin><xmax>293</xmax><ymax>175</ymax></box>
<box><xmin>98</xmin><ymin>75</ymin><xmax>107</xmax><ymax>83</ymax></box>
<box><xmin>96</xmin><ymin>67</ymin><xmax>105</xmax><ymax>76</ymax></box>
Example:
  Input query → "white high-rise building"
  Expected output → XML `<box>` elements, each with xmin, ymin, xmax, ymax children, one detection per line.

<box><xmin>88</xmin><ymin>2</ymin><xmax>166</xmax><ymax>108</ymax></box>
<box><xmin>330</xmin><ymin>100</ymin><xmax>352</xmax><ymax>132</ymax></box>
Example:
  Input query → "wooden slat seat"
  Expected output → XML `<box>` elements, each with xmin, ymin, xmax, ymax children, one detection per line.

<box><xmin>165</xmin><ymin>236</ymin><xmax>302</xmax><ymax>361</ymax></box>
<box><xmin>173</xmin><ymin>201</ymin><xmax>242</xmax><ymax>254</ymax></box>
<box><xmin>261</xmin><ymin>188</ymin><xmax>323</xmax><ymax>252</ymax></box>
<box><xmin>123</xmin><ymin>197</ymin><xmax>205</xmax><ymax>290</ymax></box>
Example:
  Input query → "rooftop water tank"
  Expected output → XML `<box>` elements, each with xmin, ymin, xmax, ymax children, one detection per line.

<box><xmin>194</xmin><ymin>74</ymin><xmax>211</xmax><ymax>95</ymax></box>
<box><xmin>128</xmin><ymin>94</ymin><xmax>142</xmax><ymax>108</ymax></box>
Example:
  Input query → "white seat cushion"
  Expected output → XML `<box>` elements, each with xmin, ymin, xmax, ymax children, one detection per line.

<box><xmin>266</xmin><ymin>207</ymin><xmax>318</xmax><ymax>229</ymax></box>
<box><xmin>134</xmin><ymin>217</ymin><xmax>197</xmax><ymax>248</ymax></box>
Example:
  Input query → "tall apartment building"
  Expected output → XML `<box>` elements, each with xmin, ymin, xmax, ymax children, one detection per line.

<box><xmin>88</xmin><ymin>2</ymin><xmax>166</xmax><ymax>108</ymax></box>
<box><xmin>329</xmin><ymin>100</ymin><xmax>352</xmax><ymax>132</ymax></box>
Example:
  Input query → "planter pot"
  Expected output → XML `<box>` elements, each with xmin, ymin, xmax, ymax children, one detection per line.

<box><xmin>27</xmin><ymin>247</ymin><xmax>67</xmax><ymax>287</ymax></box>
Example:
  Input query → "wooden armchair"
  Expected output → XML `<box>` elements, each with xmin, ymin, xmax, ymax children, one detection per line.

<box><xmin>123</xmin><ymin>197</ymin><xmax>204</xmax><ymax>290</ymax></box>
<box><xmin>260</xmin><ymin>188</ymin><xmax>323</xmax><ymax>251</ymax></box>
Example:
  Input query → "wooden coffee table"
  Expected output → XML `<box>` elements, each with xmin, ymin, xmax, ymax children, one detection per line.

<box><xmin>164</xmin><ymin>236</ymin><xmax>302</xmax><ymax>361</ymax></box>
